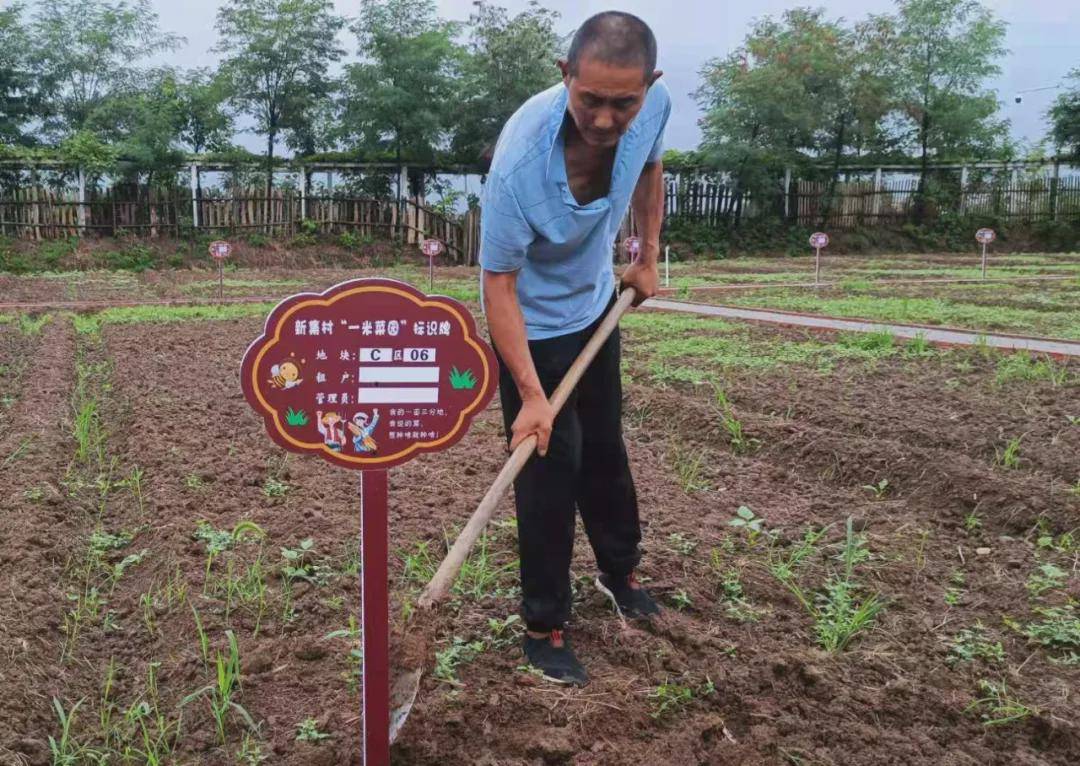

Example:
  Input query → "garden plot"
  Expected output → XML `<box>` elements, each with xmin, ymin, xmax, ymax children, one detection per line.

<box><xmin>681</xmin><ymin>278</ymin><xmax>1080</xmax><ymax>339</ymax></box>
<box><xmin>663</xmin><ymin>251</ymin><xmax>1080</xmax><ymax>291</ymax></box>
<box><xmin>0</xmin><ymin>299</ymin><xmax>1077</xmax><ymax>765</ymax></box>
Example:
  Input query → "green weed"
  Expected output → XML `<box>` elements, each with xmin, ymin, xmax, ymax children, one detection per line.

<box><xmin>181</xmin><ymin>630</ymin><xmax>257</xmax><ymax>745</ymax></box>
<box><xmin>948</xmin><ymin>623</ymin><xmax>1005</xmax><ymax>666</ymax></box>
<box><xmin>1026</xmin><ymin>563</ymin><xmax>1068</xmax><ymax>598</ymax></box>
<box><xmin>295</xmin><ymin>718</ymin><xmax>332</xmax><ymax>742</ymax></box>
<box><xmin>1007</xmin><ymin>605</ymin><xmax>1080</xmax><ymax>664</ymax></box>
<box><xmin>728</xmin><ymin>505</ymin><xmax>767</xmax><ymax>546</ymax></box>
<box><xmin>284</xmin><ymin>407</ymin><xmax>309</xmax><ymax>426</ymax></box>
<box><xmin>965</xmin><ymin>680</ymin><xmax>1035</xmax><ymax>726</ymax></box>
<box><xmin>434</xmin><ymin>637</ymin><xmax>485</xmax><ymax>686</ymax></box>
<box><xmin>996</xmin><ymin>436</ymin><xmax>1023</xmax><ymax>469</ymax></box>
<box><xmin>995</xmin><ymin>353</ymin><xmax>1069</xmax><ymax>387</ymax></box>
<box><xmin>668</xmin><ymin>532</ymin><xmax>698</xmax><ymax>556</ymax></box>
<box><xmin>769</xmin><ymin>519</ymin><xmax>883</xmax><ymax>652</ymax></box>
<box><xmin>448</xmin><ymin>366</ymin><xmax>477</xmax><ymax>390</ymax></box>
<box><xmin>669</xmin><ymin>443</ymin><xmax>708</xmax><ymax>493</ymax></box>
<box><xmin>862</xmin><ymin>479</ymin><xmax>890</xmax><ymax>499</ymax></box>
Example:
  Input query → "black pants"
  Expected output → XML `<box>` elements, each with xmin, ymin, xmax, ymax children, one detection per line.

<box><xmin>496</xmin><ymin>298</ymin><xmax>641</xmax><ymax>632</ymax></box>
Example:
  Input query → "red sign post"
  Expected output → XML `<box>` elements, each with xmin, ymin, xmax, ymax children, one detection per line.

<box><xmin>420</xmin><ymin>238</ymin><xmax>445</xmax><ymax>291</ymax></box>
<box><xmin>209</xmin><ymin>240</ymin><xmax>232</xmax><ymax>301</ymax></box>
<box><xmin>241</xmin><ymin>278</ymin><xmax>497</xmax><ymax>764</ymax></box>
<box><xmin>624</xmin><ymin>236</ymin><xmax>641</xmax><ymax>263</ymax></box>
<box><xmin>809</xmin><ymin>232</ymin><xmax>829</xmax><ymax>285</ymax></box>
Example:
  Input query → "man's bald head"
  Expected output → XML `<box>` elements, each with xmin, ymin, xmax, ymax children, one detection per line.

<box><xmin>566</xmin><ymin>11</ymin><xmax>657</xmax><ymax>82</ymax></box>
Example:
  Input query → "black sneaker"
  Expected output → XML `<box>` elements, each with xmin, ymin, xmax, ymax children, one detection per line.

<box><xmin>595</xmin><ymin>572</ymin><xmax>661</xmax><ymax>620</ymax></box>
<box><xmin>522</xmin><ymin>629</ymin><xmax>589</xmax><ymax>686</ymax></box>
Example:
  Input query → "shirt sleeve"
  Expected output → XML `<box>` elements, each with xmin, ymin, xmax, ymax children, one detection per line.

<box><xmin>646</xmin><ymin>82</ymin><xmax>672</xmax><ymax>163</ymax></box>
<box><xmin>479</xmin><ymin>173</ymin><xmax>535</xmax><ymax>272</ymax></box>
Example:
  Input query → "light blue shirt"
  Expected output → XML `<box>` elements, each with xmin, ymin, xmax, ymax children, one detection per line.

<box><xmin>479</xmin><ymin>80</ymin><xmax>671</xmax><ymax>340</ymax></box>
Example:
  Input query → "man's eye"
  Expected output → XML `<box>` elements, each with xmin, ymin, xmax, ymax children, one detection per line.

<box><xmin>614</xmin><ymin>99</ymin><xmax>635</xmax><ymax>110</ymax></box>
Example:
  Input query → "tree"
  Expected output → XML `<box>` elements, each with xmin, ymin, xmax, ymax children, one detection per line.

<box><xmin>1049</xmin><ymin>68</ymin><xmax>1080</xmax><ymax>159</ymax></box>
<box><xmin>175</xmin><ymin>68</ymin><xmax>235</xmax><ymax>199</ymax></box>
<box><xmin>890</xmin><ymin>0</ymin><xmax>1009</xmax><ymax>216</ymax></box>
<box><xmin>695</xmin><ymin>11</ymin><xmax>838</xmax><ymax>223</ymax></box>
<box><xmin>28</xmin><ymin>0</ymin><xmax>182</xmax><ymax>141</ymax></box>
<box><xmin>215</xmin><ymin>0</ymin><xmax>345</xmax><ymax>194</ymax></box>
<box><xmin>0</xmin><ymin>4</ymin><xmax>40</xmax><ymax>146</ymax></box>
<box><xmin>341</xmin><ymin>0</ymin><xmax>462</xmax><ymax>194</ymax></box>
<box><xmin>452</xmin><ymin>1</ymin><xmax>563</xmax><ymax>165</ymax></box>
<box><xmin>86</xmin><ymin>68</ymin><xmax>187</xmax><ymax>183</ymax></box>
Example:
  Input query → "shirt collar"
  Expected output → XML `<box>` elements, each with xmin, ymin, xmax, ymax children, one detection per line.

<box><xmin>545</xmin><ymin>85</ymin><xmax>570</xmax><ymax>184</ymax></box>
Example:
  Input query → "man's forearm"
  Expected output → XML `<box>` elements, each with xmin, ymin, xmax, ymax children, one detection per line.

<box><xmin>482</xmin><ymin>269</ymin><xmax>544</xmax><ymax>401</ymax></box>
<box><xmin>631</xmin><ymin>160</ymin><xmax>665</xmax><ymax>263</ymax></box>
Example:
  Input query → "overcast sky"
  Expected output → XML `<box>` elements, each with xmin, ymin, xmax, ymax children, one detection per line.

<box><xmin>92</xmin><ymin>0</ymin><xmax>1080</xmax><ymax>153</ymax></box>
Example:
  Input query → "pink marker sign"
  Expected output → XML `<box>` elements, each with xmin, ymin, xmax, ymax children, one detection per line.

<box><xmin>241</xmin><ymin>278</ymin><xmax>497</xmax><ymax>764</ymax></box>
<box><xmin>624</xmin><ymin>236</ymin><xmax>641</xmax><ymax>262</ymax></box>
<box><xmin>420</xmin><ymin>238</ymin><xmax>445</xmax><ymax>289</ymax></box>
<box><xmin>209</xmin><ymin>240</ymin><xmax>232</xmax><ymax>260</ymax></box>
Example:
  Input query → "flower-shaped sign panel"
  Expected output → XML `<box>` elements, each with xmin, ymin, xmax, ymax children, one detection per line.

<box><xmin>241</xmin><ymin>278</ymin><xmax>497</xmax><ymax>470</ymax></box>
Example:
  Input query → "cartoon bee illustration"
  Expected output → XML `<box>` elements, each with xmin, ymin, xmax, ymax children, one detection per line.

<box><xmin>269</xmin><ymin>360</ymin><xmax>303</xmax><ymax>389</ymax></box>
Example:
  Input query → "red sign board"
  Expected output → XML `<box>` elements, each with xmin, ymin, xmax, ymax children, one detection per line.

<box><xmin>624</xmin><ymin>236</ymin><xmax>641</xmax><ymax>257</ymax></box>
<box><xmin>809</xmin><ymin>232</ymin><xmax>829</xmax><ymax>249</ymax></box>
<box><xmin>209</xmin><ymin>240</ymin><xmax>232</xmax><ymax>260</ymax></box>
<box><xmin>242</xmin><ymin>278</ymin><xmax>496</xmax><ymax>470</ymax></box>
<box><xmin>420</xmin><ymin>238</ymin><xmax>445</xmax><ymax>258</ymax></box>
<box><xmin>240</xmin><ymin>278</ymin><xmax>496</xmax><ymax>766</ymax></box>
<box><xmin>976</xmin><ymin>228</ymin><xmax>996</xmax><ymax>244</ymax></box>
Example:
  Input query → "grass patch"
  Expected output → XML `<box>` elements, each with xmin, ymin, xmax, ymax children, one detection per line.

<box><xmin>72</xmin><ymin>302</ymin><xmax>277</xmax><ymax>334</ymax></box>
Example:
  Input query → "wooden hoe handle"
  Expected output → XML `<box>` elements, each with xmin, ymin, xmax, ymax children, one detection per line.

<box><xmin>418</xmin><ymin>287</ymin><xmax>638</xmax><ymax>608</ymax></box>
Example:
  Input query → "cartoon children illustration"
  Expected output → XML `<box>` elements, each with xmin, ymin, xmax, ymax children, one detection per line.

<box><xmin>316</xmin><ymin>410</ymin><xmax>346</xmax><ymax>452</ymax></box>
<box><xmin>270</xmin><ymin>360</ymin><xmax>303</xmax><ymax>390</ymax></box>
<box><xmin>348</xmin><ymin>409</ymin><xmax>380</xmax><ymax>453</ymax></box>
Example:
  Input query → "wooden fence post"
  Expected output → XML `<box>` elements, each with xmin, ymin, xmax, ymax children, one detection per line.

<box><xmin>190</xmin><ymin>163</ymin><xmax>199</xmax><ymax>229</ymax></box>
<box><xmin>77</xmin><ymin>166</ymin><xmax>87</xmax><ymax>236</ymax></box>
<box><xmin>959</xmin><ymin>165</ymin><xmax>969</xmax><ymax>215</ymax></box>
<box><xmin>783</xmin><ymin>167</ymin><xmax>792</xmax><ymax>220</ymax></box>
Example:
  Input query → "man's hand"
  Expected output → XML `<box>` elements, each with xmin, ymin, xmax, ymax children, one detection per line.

<box><xmin>620</xmin><ymin>253</ymin><xmax>660</xmax><ymax>306</ymax></box>
<box><xmin>510</xmin><ymin>393</ymin><xmax>554</xmax><ymax>456</ymax></box>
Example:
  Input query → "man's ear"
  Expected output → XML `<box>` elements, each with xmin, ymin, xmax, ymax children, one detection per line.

<box><xmin>557</xmin><ymin>58</ymin><xmax>571</xmax><ymax>86</ymax></box>
<box><xmin>647</xmin><ymin>69</ymin><xmax>664</xmax><ymax>86</ymax></box>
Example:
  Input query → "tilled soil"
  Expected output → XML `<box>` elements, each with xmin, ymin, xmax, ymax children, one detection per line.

<box><xmin>0</xmin><ymin>313</ymin><xmax>1077</xmax><ymax>765</ymax></box>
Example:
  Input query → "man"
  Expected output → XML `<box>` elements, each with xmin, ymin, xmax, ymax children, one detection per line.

<box><xmin>479</xmin><ymin>11</ymin><xmax>669</xmax><ymax>686</ymax></box>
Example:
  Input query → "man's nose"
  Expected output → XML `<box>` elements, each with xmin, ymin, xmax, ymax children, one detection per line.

<box><xmin>593</xmin><ymin>109</ymin><xmax>615</xmax><ymax>131</ymax></box>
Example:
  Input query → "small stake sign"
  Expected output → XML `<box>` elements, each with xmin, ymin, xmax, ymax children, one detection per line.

<box><xmin>976</xmin><ymin>228</ymin><xmax>996</xmax><ymax>279</ymax></box>
<box><xmin>209</xmin><ymin>241</ymin><xmax>232</xmax><ymax>302</ymax></box>
<box><xmin>209</xmin><ymin>240</ymin><xmax>232</xmax><ymax>260</ymax></box>
<box><xmin>241</xmin><ymin>278</ymin><xmax>497</xmax><ymax>765</ymax></box>
<box><xmin>624</xmin><ymin>236</ymin><xmax>641</xmax><ymax>262</ymax></box>
<box><xmin>809</xmin><ymin>232</ymin><xmax>829</xmax><ymax>285</ymax></box>
<box><xmin>420</xmin><ymin>238</ymin><xmax>445</xmax><ymax>290</ymax></box>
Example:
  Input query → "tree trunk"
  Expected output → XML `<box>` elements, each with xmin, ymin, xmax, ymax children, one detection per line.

<box><xmin>915</xmin><ymin>111</ymin><xmax>930</xmax><ymax>223</ymax></box>
<box><xmin>266</xmin><ymin>127</ymin><xmax>276</xmax><ymax>233</ymax></box>
<box><xmin>820</xmin><ymin>115</ymin><xmax>847</xmax><ymax>228</ymax></box>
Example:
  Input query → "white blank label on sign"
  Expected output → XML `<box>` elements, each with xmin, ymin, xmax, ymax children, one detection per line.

<box><xmin>359</xmin><ymin>348</ymin><xmax>393</xmax><ymax>362</ymax></box>
<box><xmin>358</xmin><ymin>367</ymin><xmax>439</xmax><ymax>383</ymax></box>
<box><xmin>357</xmin><ymin>387</ymin><xmax>439</xmax><ymax>404</ymax></box>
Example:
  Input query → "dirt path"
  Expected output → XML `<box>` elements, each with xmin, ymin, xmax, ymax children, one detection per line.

<box><xmin>0</xmin><ymin>319</ymin><xmax>78</xmax><ymax>764</ymax></box>
<box><xmin>645</xmin><ymin>298</ymin><xmax>1080</xmax><ymax>357</ymax></box>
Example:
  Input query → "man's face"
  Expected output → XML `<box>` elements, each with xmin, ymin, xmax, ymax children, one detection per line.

<box><xmin>561</xmin><ymin>57</ymin><xmax>654</xmax><ymax>149</ymax></box>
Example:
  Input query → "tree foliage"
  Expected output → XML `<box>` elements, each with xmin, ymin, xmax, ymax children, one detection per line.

<box><xmin>28</xmin><ymin>0</ymin><xmax>183</xmax><ymax>140</ymax></box>
<box><xmin>452</xmin><ymin>1</ymin><xmax>563</xmax><ymax>164</ymax></box>
<box><xmin>1049</xmin><ymin>68</ymin><xmax>1080</xmax><ymax>159</ymax></box>
<box><xmin>215</xmin><ymin>0</ymin><xmax>345</xmax><ymax>185</ymax></box>
<box><xmin>340</xmin><ymin>0</ymin><xmax>462</xmax><ymax>165</ymax></box>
